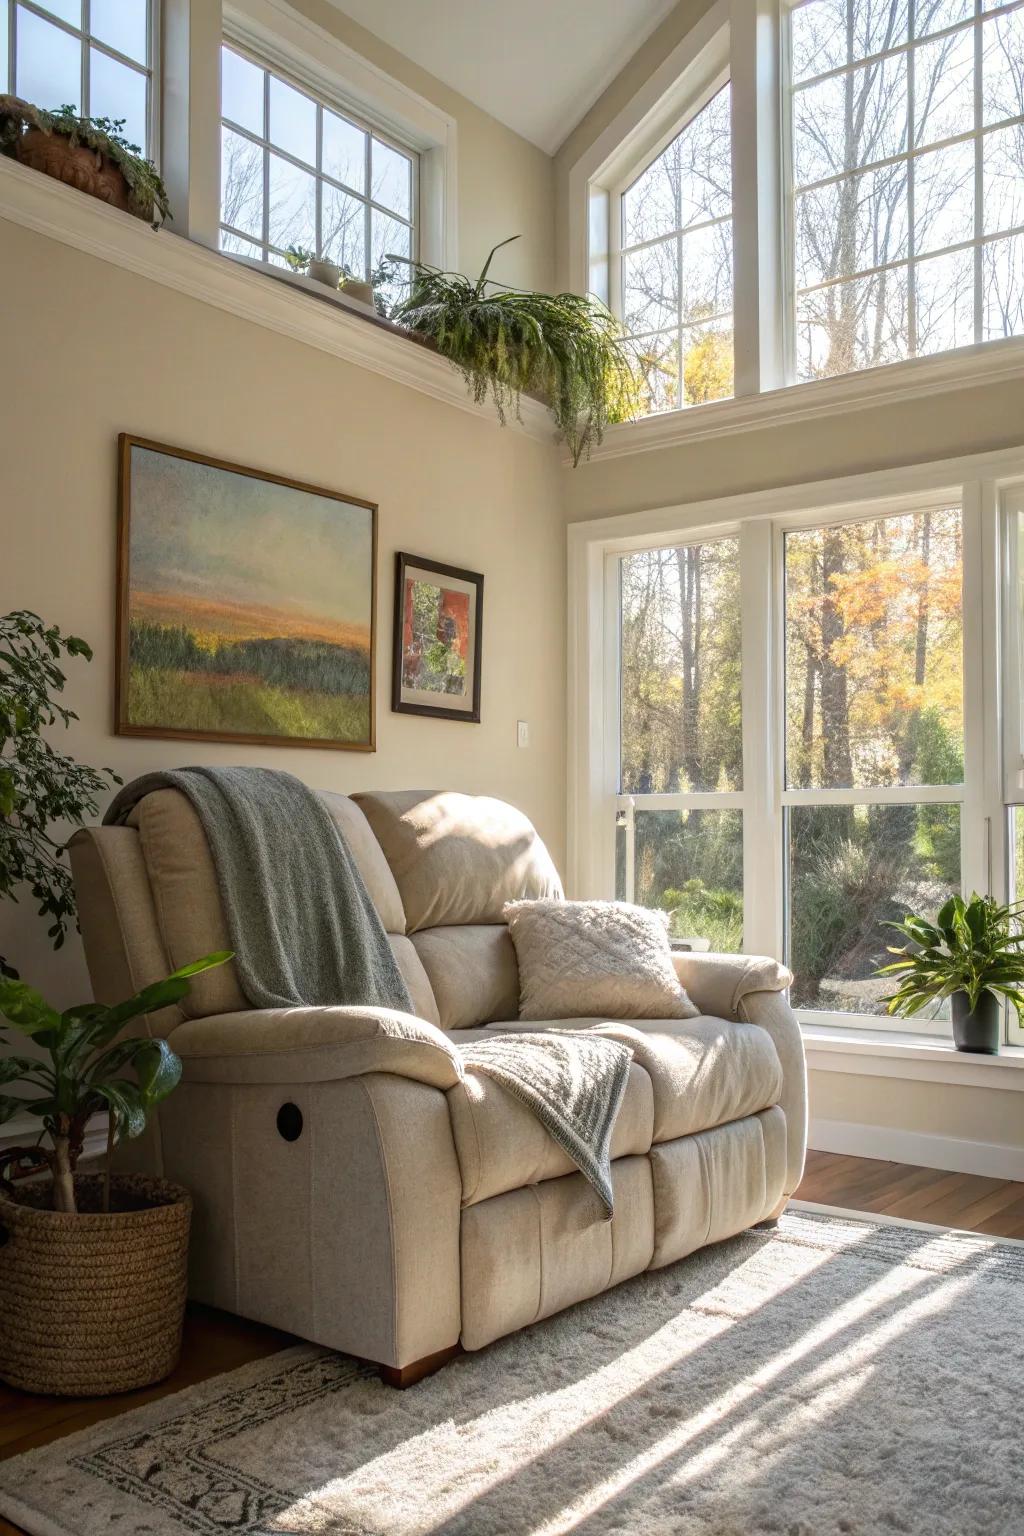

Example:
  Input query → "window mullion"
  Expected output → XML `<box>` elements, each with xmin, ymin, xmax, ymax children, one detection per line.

<box><xmin>740</xmin><ymin>517</ymin><xmax>782</xmax><ymax>955</ymax></box>
<box><xmin>730</xmin><ymin>0</ymin><xmax>785</xmax><ymax>397</ymax></box>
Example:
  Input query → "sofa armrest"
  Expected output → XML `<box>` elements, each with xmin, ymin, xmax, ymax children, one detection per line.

<box><xmin>169</xmin><ymin>1006</ymin><xmax>464</xmax><ymax>1088</ymax></box>
<box><xmin>672</xmin><ymin>952</ymin><xmax>805</xmax><ymax>1198</ymax></box>
<box><xmin>672</xmin><ymin>950</ymin><xmax>792</xmax><ymax>1021</ymax></box>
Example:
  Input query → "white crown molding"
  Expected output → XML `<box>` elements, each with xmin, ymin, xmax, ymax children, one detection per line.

<box><xmin>0</xmin><ymin>157</ymin><xmax>551</xmax><ymax>443</ymax></box>
<box><xmin>577</xmin><ymin>334</ymin><xmax>1024</xmax><ymax>464</ymax></box>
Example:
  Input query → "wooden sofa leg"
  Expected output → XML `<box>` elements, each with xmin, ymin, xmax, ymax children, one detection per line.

<box><xmin>377</xmin><ymin>1344</ymin><xmax>462</xmax><ymax>1389</ymax></box>
<box><xmin>754</xmin><ymin>1196</ymin><xmax>789</xmax><ymax>1230</ymax></box>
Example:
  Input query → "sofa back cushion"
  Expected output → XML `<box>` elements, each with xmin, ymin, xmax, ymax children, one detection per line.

<box><xmin>131</xmin><ymin>788</ymin><xmax>437</xmax><ymax>1022</ymax></box>
<box><xmin>352</xmin><ymin>790</ymin><xmax>563</xmax><ymax>933</ymax></box>
<box><xmin>410</xmin><ymin>926</ymin><xmax>519</xmax><ymax>1029</ymax></box>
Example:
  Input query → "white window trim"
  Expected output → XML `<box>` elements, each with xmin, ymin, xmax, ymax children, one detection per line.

<box><xmin>568</xmin><ymin>443</ymin><xmax>1024</xmax><ymax>1044</ymax></box>
<box><xmin>222</xmin><ymin>0</ymin><xmax>456</xmax><ymax>271</ymax></box>
<box><xmin>565</xmin><ymin>0</ymin><xmax>1024</xmax><ymax>459</ymax></box>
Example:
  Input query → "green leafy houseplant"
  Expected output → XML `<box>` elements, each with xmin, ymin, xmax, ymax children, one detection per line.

<box><xmin>877</xmin><ymin>892</ymin><xmax>1024</xmax><ymax>1046</ymax></box>
<box><xmin>0</xmin><ymin>611</ymin><xmax>121</xmax><ymax>979</ymax></box>
<box><xmin>0</xmin><ymin>98</ymin><xmax>172</xmax><ymax>223</ymax></box>
<box><xmin>0</xmin><ymin>954</ymin><xmax>230</xmax><ymax>1214</ymax></box>
<box><xmin>386</xmin><ymin>236</ymin><xmax>637</xmax><ymax>466</ymax></box>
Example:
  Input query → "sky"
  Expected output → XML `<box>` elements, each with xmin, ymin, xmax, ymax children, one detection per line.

<box><xmin>127</xmin><ymin>445</ymin><xmax>373</xmax><ymax>634</ymax></box>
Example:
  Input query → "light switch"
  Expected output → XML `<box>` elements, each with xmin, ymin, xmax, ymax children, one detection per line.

<box><xmin>517</xmin><ymin>720</ymin><xmax>530</xmax><ymax>748</ymax></box>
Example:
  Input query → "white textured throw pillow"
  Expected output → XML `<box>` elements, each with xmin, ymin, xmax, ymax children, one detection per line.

<box><xmin>504</xmin><ymin>899</ymin><xmax>700</xmax><ymax>1021</ymax></box>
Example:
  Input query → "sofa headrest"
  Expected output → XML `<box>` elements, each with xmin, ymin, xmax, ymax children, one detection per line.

<box><xmin>352</xmin><ymin>790</ymin><xmax>563</xmax><ymax>933</ymax></box>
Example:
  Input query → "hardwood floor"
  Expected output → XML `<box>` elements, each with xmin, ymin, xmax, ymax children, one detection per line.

<box><xmin>1</xmin><ymin>1150</ymin><xmax>1022</xmax><ymax>1535</ymax></box>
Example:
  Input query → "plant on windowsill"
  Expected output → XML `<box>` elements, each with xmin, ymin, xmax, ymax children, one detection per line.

<box><xmin>384</xmin><ymin>236</ymin><xmax>639</xmax><ymax>466</ymax></box>
<box><xmin>0</xmin><ymin>952</ymin><xmax>230</xmax><ymax>1395</ymax></box>
<box><xmin>0</xmin><ymin>98</ymin><xmax>171</xmax><ymax>225</ymax></box>
<box><xmin>876</xmin><ymin>892</ymin><xmax>1024</xmax><ymax>1054</ymax></box>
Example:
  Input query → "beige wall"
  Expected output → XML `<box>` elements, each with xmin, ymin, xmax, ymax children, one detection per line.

<box><xmin>288</xmin><ymin>0</ymin><xmax>556</xmax><ymax>292</ymax></box>
<box><xmin>0</xmin><ymin>219</ymin><xmax>566</xmax><ymax>1005</ymax></box>
<box><xmin>810</xmin><ymin>1070</ymin><xmax>1024</xmax><ymax>1158</ymax></box>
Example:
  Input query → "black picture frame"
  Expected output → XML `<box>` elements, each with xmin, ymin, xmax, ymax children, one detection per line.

<box><xmin>391</xmin><ymin>552</ymin><xmax>483</xmax><ymax>722</ymax></box>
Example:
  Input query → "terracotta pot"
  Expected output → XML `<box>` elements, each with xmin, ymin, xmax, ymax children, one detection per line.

<box><xmin>0</xmin><ymin>1173</ymin><xmax>192</xmax><ymax>1396</ymax></box>
<box><xmin>16</xmin><ymin>128</ymin><xmax>135</xmax><ymax>216</ymax></box>
<box><xmin>951</xmin><ymin>989</ymin><xmax>1001</xmax><ymax>1054</ymax></box>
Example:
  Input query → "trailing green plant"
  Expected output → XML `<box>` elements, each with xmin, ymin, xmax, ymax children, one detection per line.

<box><xmin>0</xmin><ymin>97</ymin><xmax>171</xmax><ymax>223</ymax></box>
<box><xmin>0</xmin><ymin>611</ymin><xmax>121</xmax><ymax>979</ymax></box>
<box><xmin>386</xmin><ymin>236</ymin><xmax>637</xmax><ymax>465</ymax></box>
<box><xmin>877</xmin><ymin>892</ymin><xmax>1024</xmax><ymax>1022</ymax></box>
<box><xmin>0</xmin><ymin>955</ymin><xmax>230</xmax><ymax>1213</ymax></box>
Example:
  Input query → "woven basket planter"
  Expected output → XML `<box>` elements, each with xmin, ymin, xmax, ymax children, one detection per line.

<box><xmin>0</xmin><ymin>1174</ymin><xmax>192</xmax><ymax>1397</ymax></box>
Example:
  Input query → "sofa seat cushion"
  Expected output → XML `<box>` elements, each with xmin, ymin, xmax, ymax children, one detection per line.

<box><xmin>446</xmin><ymin>1058</ymin><xmax>654</xmax><ymax>1207</ymax></box>
<box><xmin>482</xmin><ymin>1015</ymin><xmax>783</xmax><ymax>1145</ymax></box>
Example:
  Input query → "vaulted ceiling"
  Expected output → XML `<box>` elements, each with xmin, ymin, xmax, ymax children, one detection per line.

<box><xmin>327</xmin><ymin>0</ymin><xmax>679</xmax><ymax>153</ymax></box>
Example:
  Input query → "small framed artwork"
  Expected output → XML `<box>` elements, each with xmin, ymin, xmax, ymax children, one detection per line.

<box><xmin>115</xmin><ymin>435</ymin><xmax>377</xmax><ymax>751</ymax></box>
<box><xmin>392</xmin><ymin>552</ymin><xmax>483</xmax><ymax>722</ymax></box>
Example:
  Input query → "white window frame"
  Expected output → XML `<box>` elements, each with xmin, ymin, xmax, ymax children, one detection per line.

<box><xmin>568</xmin><ymin>446</ymin><xmax>1024</xmax><ymax>1041</ymax></box>
<box><xmin>218</xmin><ymin>36</ymin><xmax>419</xmax><ymax>276</ymax></box>
<box><xmin>5</xmin><ymin>0</ymin><xmax>160</xmax><ymax>160</ymax></box>
<box><xmin>567</xmin><ymin>0</ymin><xmax>1024</xmax><ymax>449</ymax></box>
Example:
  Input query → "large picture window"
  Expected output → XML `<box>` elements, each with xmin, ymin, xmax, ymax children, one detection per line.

<box><xmin>789</xmin><ymin>0</ymin><xmax>1024</xmax><ymax>380</ymax></box>
<box><xmin>219</xmin><ymin>42</ymin><xmax>416</xmax><ymax>301</ymax></box>
<box><xmin>782</xmin><ymin>506</ymin><xmax>964</xmax><ymax>1015</ymax></box>
<box><xmin>617</xmin><ymin>83</ymin><xmax>734</xmax><ymax>415</ymax></box>
<box><xmin>616</xmin><ymin>537</ymin><xmax>744</xmax><ymax>950</ymax></box>
<box><xmin>2</xmin><ymin>0</ymin><xmax>156</xmax><ymax>155</ymax></box>
<box><xmin>576</xmin><ymin>461</ymin><xmax>1024</xmax><ymax>1040</ymax></box>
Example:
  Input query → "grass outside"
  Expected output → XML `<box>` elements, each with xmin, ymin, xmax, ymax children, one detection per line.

<box><xmin>126</xmin><ymin>666</ymin><xmax>370</xmax><ymax>742</ymax></box>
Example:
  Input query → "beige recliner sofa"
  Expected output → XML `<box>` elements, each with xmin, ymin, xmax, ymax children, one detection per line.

<box><xmin>70</xmin><ymin>787</ymin><xmax>806</xmax><ymax>1385</ymax></box>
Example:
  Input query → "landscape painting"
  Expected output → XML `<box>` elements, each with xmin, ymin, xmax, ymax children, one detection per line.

<box><xmin>116</xmin><ymin>437</ymin><xmax>376</xmax><ymax>750</ymax></box>
<box><xmin>392</xmin><ymin>552</ymin><xmax>483</xmax><ymax>722</ymax></box>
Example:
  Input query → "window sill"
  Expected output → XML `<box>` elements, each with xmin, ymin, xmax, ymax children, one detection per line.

<box><xmin>0</xmin><ymin>155</ymin><xmax>552</xmax><ymax>440</ymax></box>
<box><xmin>803</xmin><ymin>1023</ymin><xmax>1024</xmax><ymax>1090</ymax></box>
<box><xmin>582</xmin><ymin>335</ymin><xmax>1024</xmax><ymax>463</ymax></box>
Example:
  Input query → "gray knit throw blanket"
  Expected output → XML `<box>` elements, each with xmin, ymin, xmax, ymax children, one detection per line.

<box><xmin>458</xmin><ymin>1032</ymin><xmax>633</xmax><ymax>1219</ymax></box>
<box><xmin>104</xmin><ymin>768</ymin><xmax>413</xmax><ymax>1014</ymax></box>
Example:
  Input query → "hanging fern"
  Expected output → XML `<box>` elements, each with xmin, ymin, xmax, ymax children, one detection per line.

<box><xmin>385</xmin><ymin>237</ymin><xmax>638</xmax><ymax>466</ymax></box>
<box><xmin>0</xmin><ymin>98</ymin><xmax>172</xmax><ymax>224</ymax></box>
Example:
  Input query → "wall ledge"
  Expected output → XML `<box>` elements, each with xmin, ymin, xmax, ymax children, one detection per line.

<box><xmin>804</xmin><ymin>1024</ymin><xmax>1024</xmax><ymax>1091</ymax></box>
<box><xmin>580</xmin><ymin>333</ymin><xmax>1024</xmax><ymax>463</ymax></box>
<box><xmin>0</xmin><ymin>156</ymin><xmax>553</xmax><ymax>443</ymax></box>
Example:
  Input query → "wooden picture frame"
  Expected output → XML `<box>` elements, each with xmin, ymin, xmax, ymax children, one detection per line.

<box><xmin>115</xmin><ymin>434</ymin><xmax>377</xmax><ymax>751</ymax></box>
<box><xmin>391</xmin><ymin>552</ymin><xmax>483</xmax><ymax>722</ymax></box>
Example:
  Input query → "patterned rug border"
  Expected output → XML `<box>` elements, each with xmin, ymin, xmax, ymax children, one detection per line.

<box><xmin>2</xmin><ymin>1206</ymin><xmax>1023</xmax><ymax>1536</ymax></box>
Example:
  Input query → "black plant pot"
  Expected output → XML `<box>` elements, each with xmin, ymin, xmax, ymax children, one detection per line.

<box><xmin>950</xmin><ymin>990</ymin><xmax>1001</xmax><ymax>1054</ymax></box>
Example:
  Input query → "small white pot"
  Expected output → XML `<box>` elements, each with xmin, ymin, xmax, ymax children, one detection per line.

<box><xmin>307</xmin><ymin>258</ymin><xmax>343</xmax><ymax>290</ymax></box>
<box><xmin>341</xmin><ymin>279</ymin><xmax>375</xmax><ymax>307</ymax></box>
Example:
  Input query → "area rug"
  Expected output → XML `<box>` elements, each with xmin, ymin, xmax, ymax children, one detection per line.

<box><xmin>2</xmin><ymin>1209</ymin><xmax>1022</xmax><ymax>1536</ymax></box>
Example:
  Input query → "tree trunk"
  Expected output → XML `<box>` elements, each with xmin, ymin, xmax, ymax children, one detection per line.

<box><xmin>677</xmin><ymin>545</ymin><xmax>703</xmax><ymax>791</ymax></box>
<box><xmin>51</xmin><ymin>1128</ymin><xmax>76</xmax><ymax>1214</ymax></box>
<box><xmin>819</xmin><ymin>528</ymin><xmax>854</xmax><ymax>788</ymax></box>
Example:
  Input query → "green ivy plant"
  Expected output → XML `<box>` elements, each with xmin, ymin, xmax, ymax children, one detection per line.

<box><xmin>385</xmin><ymin>236</ymin><xmax>637</xmax><ymax>465</ymax></box>
<box><xmin>877</xmin><ymin>892</ymin><xmax>1024</xmax><ymax>1021</ymax></box>
<box><xmin>0</xmin><ymin>97</ymin><xmax>172</xmax><ymax>223</ymax></box>
<box><xmin>0</xmin><ymin>955</ymin><xmax>230</xmax><ymax>1213</ymax></box>
<box><xmin>0</xmin><ymin>611</ymin><xmax>121</xmax><ymax>979</ymax></box>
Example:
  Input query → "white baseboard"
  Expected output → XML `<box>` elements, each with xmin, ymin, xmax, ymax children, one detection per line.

<box><xmin>809</xmin><ymin>1116</ymin><xmax>1024</xmax><ymax>1181</ymax></box>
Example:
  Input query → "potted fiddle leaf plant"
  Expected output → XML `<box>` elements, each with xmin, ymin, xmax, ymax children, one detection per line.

<box><xmin>878</xmin><ymin>893</ymin><xmax>1024</xmax><ymax>1054</ymax></box>
<box><xmin>0</xmin><ymin>952</ymin><xmax>229</xmax><ymax>1396</ymax></box>
<box><xmin>0</xmin><ymin>99</ymin><xmax>171</xmax><ymax>224</ymax></box>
